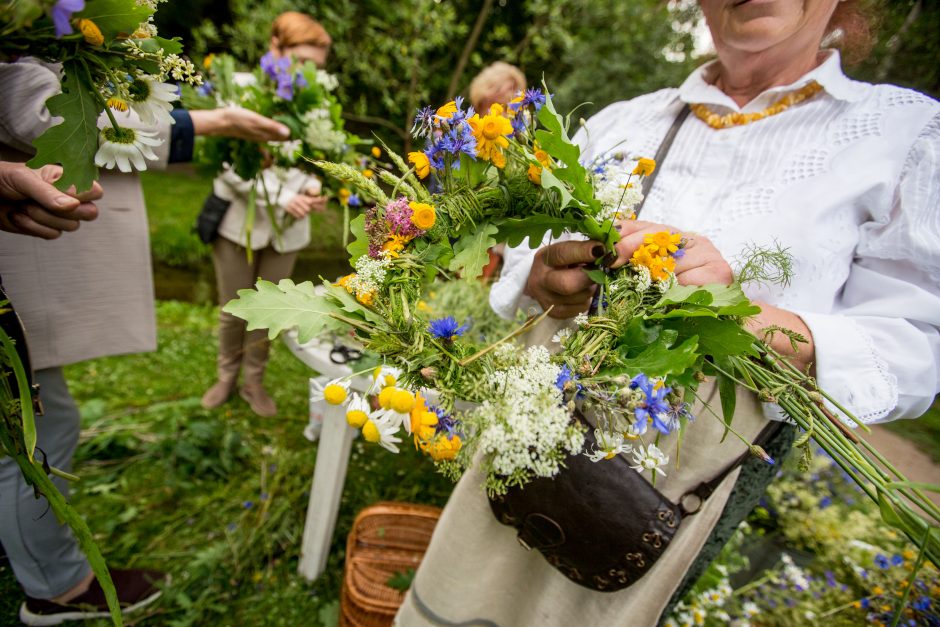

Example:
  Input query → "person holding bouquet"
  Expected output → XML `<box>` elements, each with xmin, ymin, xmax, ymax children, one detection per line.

<box><xmin>398</xmin><ymin>0</ymin><xmax>940</xmax><ymax>624</ymax></box>
<box><xmin>199</xmin><ymin>12</ymin><xmax>334</xmax><ymax>417</ymax></box>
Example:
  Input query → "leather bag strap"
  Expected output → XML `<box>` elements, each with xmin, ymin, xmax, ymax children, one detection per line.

<box><xmin>635</xmin><ymin>103</ymin><xmax>691</xmax><ymax>220</ymax></box>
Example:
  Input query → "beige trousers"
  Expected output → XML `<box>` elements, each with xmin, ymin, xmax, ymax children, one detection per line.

<box><xmin>396</xmin><ymin>317</ymin><xmax>771</xmax><ymax>627</ymax></box>
<box><xmin>212</xmin><ymin>237</ymin><xmax>298</xmax><ymax>385</ymax></box>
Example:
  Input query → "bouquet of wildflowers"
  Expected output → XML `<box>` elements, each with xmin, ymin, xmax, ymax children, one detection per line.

<box><xmin>225</xmin><ymin>89</ymin><xmax>939</xmax><ymax>567</ymax></box>
<box><xmin>1</xmin><ymin>0</ymin><xmax>200</xmax><ymax>193</ymax></box>
<box><xmin>182</xmin><ymin>51</ymin><xmax>362</xmax><ymax>249</ymax></box>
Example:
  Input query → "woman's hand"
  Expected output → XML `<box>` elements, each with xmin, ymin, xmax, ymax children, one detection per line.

<box><xmin>524</xmin><ymin>240</ymin><xmax>605</xmax><ymax>319</ymax></box>
<box><xmin>284</xmin><ymin>193</ymin><xmax>327</xmax><ymax>219</ymax></box>
<box><xmin>0</xmin><ymin>163</ymin><xmax>101</xmax><ymax>239</ymax></box>
<box><xmin>189</xmin><ymin>107</ymin><xmax>290</xmax><ymax>142</ymax></box>
<box><xmin>611</xmin><ymin>219</ymin><xmax>733</xmax><ymax>286</ymax></box>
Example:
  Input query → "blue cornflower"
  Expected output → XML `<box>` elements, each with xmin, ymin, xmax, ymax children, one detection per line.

<box><xmin>347</xmin><ymin>194</ymin><xmax>361</xmax><ymax>208</ymax></box>
<box><xmin>913</xmin><ymin>596</ymin><xmax>930</xmax><ymax>611</ymax></box>
<box><xmin>196</xmin><ymin>80</ymin><xmax>214</xmax><ymax>97</ymax></box>
<box><xmin>825</xmin><ymin>571</ymin><xmax>837</xmax><ymax>588</ymax></box>
<box><xmin>859</xmin><ymin>598</ymin><xmax>870</xmax><ymax>609</ymax></box>
<box><xmin>874</xmin><ymin>554</ymin><xmax>890</xmax><ymax>569</ymax></box>
<box><xmin>426</xmin><ymin>143</ymin><xmax>446</xmax><ymax>171</ymax></box>
<box><xmin>243</xmin><ymin>500</ymin><xmax>254</xmax><ymax>509</ymax></box>
<box><xmin>630</xmin><ymin>374</ymin><xmax>673</xmax><ymax>434</ymax></box>
<box><xmin>511</xmin><ymin>115</ymin><xmax>528</xmax><ymax>137</ymax></box>
<box><xmin>432</xmin><ymin>406</ymin><xmax>460</xmax><ymax>438</ymax></box>
<box><xmin>294</xmin><ymin>71</ymin><xmax>308</xmax><ymax>89</ymax></box>
<box><xmin>412</xmin><ymin>106</ymin><xmax>436</xmax><ymax>138</ymax></box>
<box><xmin>52</xmin><ymin>0</ymin><xmax>84</xmax><ymax>37</ymax></box>
<box><xmin>663</xmin><ymin>399</ymin><xmax>694</xmax><ymax>432</ymax></box>
<box><xmin>890</xmin><ymin>554</ymin><xmax>904</xmax><ymax>567</ymax></box>
<box><xmin>438</xmin><ymin>125</ymin><xmax>477</xmax><ymax>161</ymax></box>
<box><xmin>673</xmin><ymin>248</ymin><xmax>686</xmax><ymax>259</ymax></box>
<box><xmin>428</xmin><ymin>316</ymin><xmax>469</xmax><ymax>341</ymax></box>
<box><xmin>446</xmin><ymin>97</ymin><xmax>474</xmax><ymax>125</ymax></box>
<box><xmin>819</xmin><ymin>495</ymin><xmax>832</xmax><ymax>508</ymax></box>
<box><xmin>521</xmin><ymin>88</ymin><xmax>546</xmax><ymax>110</ymax></box>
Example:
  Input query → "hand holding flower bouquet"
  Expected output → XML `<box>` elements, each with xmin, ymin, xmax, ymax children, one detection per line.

<box><xmin>225</xmin><ymin>89</ymin><xmax>939</xmax><ymax>569</ymax></box>
<box><xmin>1</xmin><ymin>0</ymin><xmax>200</xmax><ymax>193</ymax></box>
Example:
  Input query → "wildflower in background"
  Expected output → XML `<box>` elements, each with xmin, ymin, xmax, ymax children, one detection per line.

<box><xmin>408</xmin><ymin>151</ymin><xmax>431</xmax><ymax>179</ymax></box>
<box><xmin>51</xmin><ymin>0</ymin><xmax>84</xmax><ymax>37</ymax></box>
<box><xmin>362</xmin><ymin>168</ymin><xmax>374</xmax><ymax>179</ymax></box>
<box><xmin>632</xmin><ymin>157</ymin><xmax>656</xmax><ymax>176</ymax></box>
<box><xmin>411</xmin><ymin>106</ymin><xmax>436</xmax><ymax>138</ymax></box>
<box><xmin>338</xmin><ymin>188</ymin><xmax>351</xmax><ymax>205</ymax></box>
<box><xmin>95</xmin><ymin>126</ymin><xmax>161</xmax><ymax>172</ymax></box>
<box><xmin>347</xmin><ymin>194</ymin><xmax>361</xmax><ymax>208</ymax></box>
<box><xmin>428</xmin><ymin>316</ymin><xmax>469</xmax><ymax>341</ymax></box>
<box><xmin>409</xmin><ymin>202</ymin><xmax>436</xmax><ymax>230</ymax></box>
<box><xmin>631</xmin><ymin>443</ymin><xmax>669</xmax><ymax>477</ymax></box>
<box><xmin>78</xmin><ymin>18</ymin><xmax>103</xmax><ymax>46</ymax></box>
<box><xmin>260</xmin><ymin>52</ymin><xmax>290</xmax><ymax>81</ymax></box>
<box><xmin>371</xmin><ymin>146</ymin><xmax>382</xmax><ymax>159</ymax></box>
<box><xmin>203</xmin><ymin>53</ymin><xmax>215</xmax><ymax>68</ymax></box>
<box><xmin>874</xmin><ymin>554</ymin><xmax>890</xmax><ymax>569</ymax></box>
<box><xmin>127</xmin><ymin>77</ymin><xmax>178</xmax><ymax>126</ymax></box>
<box><xmin>527</xmin><ymin>163</ymin><xmax>542</xmax><ymax>184</ymax></box>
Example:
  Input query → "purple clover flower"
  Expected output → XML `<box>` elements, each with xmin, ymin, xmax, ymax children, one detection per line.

<box><xmin>428</xmin><ymin>317</ymin><xmax>469</xmax><ymax>341</ymax></box>
<box><xmin>384</xmin><ymin>196</ymin><xmax>424</xmax><ymax>239</ymax></box>
<box><xmin>51</xmin><ymin>0</ymin><xmax>84</xmax><ymax>37</ymax></box>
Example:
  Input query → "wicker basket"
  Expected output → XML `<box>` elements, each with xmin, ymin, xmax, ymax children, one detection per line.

<box><xmin>340</xmin><ymin>502</ymin><xmax>442</xmax><ymax>627</ymax></box>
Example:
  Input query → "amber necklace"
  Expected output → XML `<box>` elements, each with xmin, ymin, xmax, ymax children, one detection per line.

<box><xmin>691</xmin><ymin>80</ymin><xmax>823</xmax><ymax>130</ymax></box>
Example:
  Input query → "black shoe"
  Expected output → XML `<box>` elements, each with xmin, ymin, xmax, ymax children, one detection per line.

<box><xmin>19</xmin><ymin>568</ymin><xmax>165</xmax><ymax>626</ymax></box>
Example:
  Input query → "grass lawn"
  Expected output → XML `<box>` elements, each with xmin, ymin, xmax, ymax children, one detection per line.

<box><xmin>0</xmin><ymin>301</ymin><xmax>454</xmax><ymax>625</ymax></box>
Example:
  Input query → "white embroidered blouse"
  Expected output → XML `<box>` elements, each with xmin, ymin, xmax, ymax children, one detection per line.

<box><xmin>490</xmin><ymin>51</ymin><xmax>940</xmax><ymax>425</ymax></box>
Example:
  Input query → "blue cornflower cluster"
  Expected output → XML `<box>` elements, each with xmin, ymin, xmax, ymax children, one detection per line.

<box><xmin>630</xmin><ymin>373</ymin><xmax>678</xmax><ymax>435</ymax></box>
<box><xmin>413</xmin><ymin>97</ymin><xmax>478</xmax><ymax>171</ymax></box>
<box><xmin>428</xmin><ymin>316</ymin><xmax>469</xmax><ymax>341</ymax></box>
<box><xmin>431</xmin><ymin>405</ymin><xmax>460</xmax><ymax>438</ymax></box>
<box><xmin>260</xmin><ymin>52</ymin><xmax>308</xmax><ymax>100</ymax></box>
<box><xmin>554</xmin><ymin>365</ymin><xmax>583</xmax><ymax>400</ymax></box>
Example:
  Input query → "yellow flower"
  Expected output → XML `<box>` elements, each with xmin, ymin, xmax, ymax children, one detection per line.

<box><xmin>356</xmin><ymin>291</ymin><xmax>374</xmax><ymax>306</ymax></box>
<box><xmin>203</xmin><ymin>54</ymin><xmax>215</xmax><ymax>68</ymax></box>
<box><xmin>338</xmin><ymin>188</ymin><xmax>351</xmax><ymax>205</ymax></box>
<box><xmin>630</xmin><ymin>244</ymin><xmax>656</xmax><ymax>269</ymax></box>
<box><xmin>490</xmin><ymin>150</ymin><xmax>506</xmax><ymax>169</ymax></box>
<box><xmin>425</xmin><ymin>434</ymin><xmax>461</xmax><ymax>461</ymax></box>
<box><xmin>323</xmin><ymin>383</ymin><xmax>348</xmax><ymax>405</ymax></box>
<box><xmin>527</xmin><ymin>163</ymin><xmax>542</xmax><ymax>185</ymax></box>
<box><xmin>361</xmin><ymin>169</ymin><xmax>374</xmax><ymax>179</ymax></box>
<box><xmin>107</xmin><ymin>97</ymin><xmax>128</xmax><ymax>112</ymax></box>
<box><xmin>382</xmin><ymin>234</ymin><xmax>408</xmax><ymax>258</ymax></box>
<box><xmin>408</xmin><ymin>151</ymin><xmax>431</xmax><ymax>179</ymax></box>
<box><xmin>417</xmin><ymin>300</ymin><xmax>432</xmax><ymax>313</ymax></box>
<box><xmin>643</xmin><ymin>231</ymin><xmax>681</xmax><ymax>256</ymax></box>
<box><xmin>534</xmin><ymin>149</ymin><xmax>552</xmax><ymax>167</ymax></box>
<box><xmin>632</xmin><ymin>157</ymin><xmax>656</xmax><ymax>177</ymax></box>
<box><xmin>436</xmin><ymin>101</ymin><xmax>458</xmax><ymax>118</ymax></box>
<box><xmin>362</xmin><ymin>420</ymin><xmax>380</xmax><ymax>443</ymax></box>
<box><xmin>371</xmin><ymin>146</ymin><xmax>382</xmax><ymax>159</ymax></box>
<box><xmin>79</xmin><ymin>19</ymin><xmax>104</xmax><ymax>46</ymax></box>
<box><xmin>335</xmin><ymin>273</ymin><xmax>355</xmax><ymax>293</ymax></box>
<box><xmin>390</xmin><ymin>389</ymin><xmax>416</xmax><ymax>414</ymax></box>
<box><xmin>468</xmin><ymin>104</ymin><xmax>513</xmax><ymax>164</ymax></box>
<box><xmin>409</xmin><ymin>201</ymin><xmax>436</xmax><ymax>230</ymax></box>
<box><xmin>346</xmin><ymin>407</ymin><xmax>369</xmax><ymax>428</ymax></box>
<box><xmin>378</xmin><ymin>386</ymin><xmax>396</xmax><ymax>410</ymax></box>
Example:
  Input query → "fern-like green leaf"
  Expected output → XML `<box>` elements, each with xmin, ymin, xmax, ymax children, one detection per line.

<box><xmin>449</xmin><ymin>223</ymin><xmax>498</xmax><ymax>280</ymax></box>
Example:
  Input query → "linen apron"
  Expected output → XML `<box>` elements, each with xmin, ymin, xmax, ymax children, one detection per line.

<box><xmin>395</xmin><ymin>317</ymin><xmax>772</xmax><ymax>627</ymax></box>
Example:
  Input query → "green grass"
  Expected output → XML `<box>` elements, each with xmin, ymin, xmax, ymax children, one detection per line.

<box><xmin>142</xmin><ymin>168</ymin><xmax>349</xmax><ymax>271</ymax></box>
<box><xmin>0</xmin><ymin>301</ymin><xmax>453</xmax><ymax>626</ymax></box>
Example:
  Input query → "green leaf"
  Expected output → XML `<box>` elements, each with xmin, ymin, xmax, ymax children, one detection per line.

<box><xmin>449</xmin><ymin>223</ymin><xmax>498</xmax><ymax>280</ymax></box>
<box><xmin>716</xmin><ymin>366</ymin><xmax>737</xmax><ymax>440</ymax></box>
<box><xmin>584</xmin><ymin>268</ymin><xmax>607</xmax><ymax>285</ymax></box>
<box><xmin>612</xmin><ymin>335</ymin><xmax>700</xmax><ymax>378</ymax></box>
<box><xmin>0</xmin><ymin>329</ymin><xmax>36</xmax><ymax>461</ymax></box>
<box><xmin>666</xmin><ymin>318</ymin><xmax>759</xmax><ymax>360</ymax></box>
<box><xmin>153</xmin><ymin>36</ymin><xmax>183</xmax><ymax>55</ymax></box>
<box><xmin>346</xmin><ymin>213</ymin><xmax>369</xmax><ymax>263</ymax></box>
<box><xmin>650</xmin><ymin>283</ymin><xmax>761</xmax><ymax>319</ymax></box>
<box><xmin>27</xmin><ymin>61</ymin><xmax>100</xmax><ymax>193</ymax></box>
<box><xmin>321</xmin><ymin>282</ymin><xmax>383</xmax><ymax>325</ymax></box>
<box><xmin>884</xmin><ymin>481</ymin><xmax>940</xmax><ymax>494</ymax></box>
<box><xmin>495</xmin><ymin>215</ymin><xmax>574</xmax><ymax>248</ymax></box>
<box><xmin>77</xmin><ymin>0</ymin><xmax>153</xmax><ymax>39</ymax></box>
<box><xmin>222</xmin><ymin>279</ymin><xmax>344</xmax><ymax>343</ymax></box>
<box><xmin>538</xmin><ymin>167</ymin><xmax>578</xmax><ymax>210</ymax></box>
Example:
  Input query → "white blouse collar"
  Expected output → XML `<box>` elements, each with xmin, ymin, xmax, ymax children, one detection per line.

<box><xmin>677</xmin><ymin>50</ymin><xmax>865</xmax><ymax>112</ymax></box>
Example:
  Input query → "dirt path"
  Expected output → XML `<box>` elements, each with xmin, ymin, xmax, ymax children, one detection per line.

<box><xmin>861</xmin><ymin>425</ymin><xmax>940</xmax><ymax>507</ymax></box>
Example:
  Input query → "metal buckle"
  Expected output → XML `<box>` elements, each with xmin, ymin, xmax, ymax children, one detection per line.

<box><xmin>680</xmin><ymin>492</ymin><xmax>703</xmax><ymax>516</ymax></box>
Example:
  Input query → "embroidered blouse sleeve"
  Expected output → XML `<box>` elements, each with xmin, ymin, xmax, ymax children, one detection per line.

<box><xmin>793</xmin><ymin>112</ymin><xmax>940</xmax><ymax>424</ymax></box>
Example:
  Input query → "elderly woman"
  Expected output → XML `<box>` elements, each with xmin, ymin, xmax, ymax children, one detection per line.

<box><xmin>396</xmin><ymin>1</ymin><xmax>940</xmax><ymax>625</ymax></box>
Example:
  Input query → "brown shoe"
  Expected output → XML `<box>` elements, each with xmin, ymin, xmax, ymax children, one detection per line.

<box><xmin>201</xmin><ymin>379</ymin><xmax>236</xmax><ymax>409</ymax></box>
<box><xmin>240</xmin><ymin>384</ymin><xmax>277</xmax><ymax>417</ymax></box>
<box><xmin>20</xmin><ymin>568</ymin><xmax>166</xmax><ymax>625</ymax></box>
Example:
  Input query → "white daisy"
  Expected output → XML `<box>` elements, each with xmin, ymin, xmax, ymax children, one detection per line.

<box><xmin>742</xmin><ymin>602</ymin><xmax>759</xmax><ymax>618</ymax></box>
<box><xmin>309</xmin><ymin>377</ymin><xmax>350</xmax><ymax>406</ymax></box>
<box><xmin>127</xmin><ymin>78</ymin><xmax>178</xmax><ymax>126</ymax></box>
<box><xmin>362</xmin><ymin>414</ymin><xmax>402</xmax><ymax>453</ymax></box>
<box><xmin>551</xmin><ymin>327</ymin><xmax>571</xmax><ymax>344</ymax></box>
<box><xmin>94</xmin><ymin>126</ymin><xmax>162</xmax><ymax>172</ymax></box>
<box><xmin>586</xmin><ymin>428</ymin><xmax>631</xmax><ymax>462</ymax></box>
<box><xmin>630</xmin><ymin>443</ymin><xmax>669</xmax><ymax>477</ymax></box>
<box><xmin>344</xmin><ymin>393</ymin><xmax>372</xmax><ymax>428</ymax></box>
<box><xmin>367</xmin><ymin>364</ymin><xmax>401</xmax><ymax>395</ymax></box>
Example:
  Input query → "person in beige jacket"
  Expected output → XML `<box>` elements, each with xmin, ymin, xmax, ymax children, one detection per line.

<box><xmin>201</xmin><ymin>11</ymin><xmax>332</xmax><ymax>417</ymax></box>
<box><xmin>0</xmin><ymin>57</ymin><xmax>290</xmax><ymax>625</ymax></box>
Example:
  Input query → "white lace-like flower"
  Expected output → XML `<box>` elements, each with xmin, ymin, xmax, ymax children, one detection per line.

<box><xmin>94</xmin><ymin>126</ymin><xmax>161</xmax><ymax>172</ymax></box>
<box><xmin>586</xmin><ymin>428</ymin><xmax>631</xmax><ymax>462</ymax></box>
<box><xmin>127</xmin><ymin>77</ymin><xmax>178</xmax><ymax>125</ymax></box>
<box><xmin>315</xmin><ymin>71</ymin><xmax>338</xmax><ymax>91</ymax></box>
<box><xmin>573</xmin><ymin>313</ymin><xmax>589</xmax><ymax>327</ymax></box>
<box><xmin>309</xmin><ymin>377</ymin><xmax>350</xmax><ymax>406</ymax></box>
<box><xmin>633</xmin><ymin>265</ymin><xmax>652</xmax><ymax>292</ymax></box>
<box><xmin>274</xmin><ymin>139</ymin><xmax>303</xmax><ymax>163</ymax></box>
<box><xmin>630</xmin><ymin>443</ymin><xmax>669</xmax><ymax>477</ymax></box>
<box><xmin>362</xmin><ymin>414</ymin><xmax>402</xmax><ymax>453</ymax></box>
